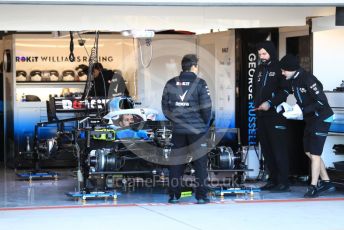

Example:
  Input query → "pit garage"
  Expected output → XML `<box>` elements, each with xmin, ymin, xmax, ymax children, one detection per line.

<box><xmin>0</xmin><ymin>1</ymin><xmax>344</xmax><ymax>229</ymax></box>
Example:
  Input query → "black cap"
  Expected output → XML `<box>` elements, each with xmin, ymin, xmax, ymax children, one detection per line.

<box><xmin>279</xmin><ymin>54</ymin><xmax>300</xmax><ymax>71</ymax></box>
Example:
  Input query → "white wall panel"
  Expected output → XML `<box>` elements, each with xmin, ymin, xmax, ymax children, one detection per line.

<box><xmin>313</xmin><ymin>28</ymin><xmax>344</xmax><ymax>91</ymax></box>
<box><xmin>198</xmin><ymin>31</ymin><xmax>236</xmax><ymax>129</ymax></box>
<box><xmin>0</xmin><ymin>5</ymin><xmax>335</xmax><ymax>32</ymax></box>
<box><xmin>136</xmin><ymin>35</ymin><xmax>197</xmax><ymax>115</ymax></box>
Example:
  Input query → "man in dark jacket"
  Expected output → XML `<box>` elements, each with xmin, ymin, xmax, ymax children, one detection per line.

<box><xmin>280</xmin><ymin>54</ymin><xmax>335</xmax><ymax>198</ymax></box>
<box><xmin>89</xmin><ymin>63</ymin><xmax>128</xmax><ymax>98</ymax></box>
<box><xmin>161</xmin><ymin>54</ymin><xmax>212</xmax><ymax>204</ymax></box>
<box><xmin>253</xmin><ymin>41</ymin><xmax>291</xmax><ymax>192</ymax></box>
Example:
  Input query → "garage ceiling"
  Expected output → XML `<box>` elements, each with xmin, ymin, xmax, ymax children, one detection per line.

<box><xmin>0</xmin><ymin>2</ymin><xmax>337</xmax><ymax>32</ymax></box>
<box><xmin>0</xmin><ymin>0</ymin><xmax>343</xmax><ymax>6</ymax></box>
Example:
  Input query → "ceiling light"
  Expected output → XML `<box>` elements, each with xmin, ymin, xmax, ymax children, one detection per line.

<box><xmin>121</xmin><ymin>30</ymin><xmax>155</xmax><ymax>38</ymax></box>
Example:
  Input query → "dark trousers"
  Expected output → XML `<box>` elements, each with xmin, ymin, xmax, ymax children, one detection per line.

<box><xmin>168</xmin><ymin>133</ymin><xmax>208</xmax><ymax>200</ymax></box>
<box><xmin>257</xmin><ymin>115</ymin><xmax>290</xmax><ymax>185</ymax></box>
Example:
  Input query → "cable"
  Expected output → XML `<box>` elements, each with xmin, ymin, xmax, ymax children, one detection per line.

<box><xmin>99</xmin><ymin>71</ymin><xmax>107</xmax><ymax>98</ymax></box>
<box><xmin>138</xmin><ymin>38</ymin><xmax>153</xmax><ymax>68</ymax></box>
<box><xmin>82</xmin><ymin>31</ymin><xmax>99</xmax><ymax>100</ymax></box>
<box><xmin>96</xmin><ymin>70</ymin><xmax>107</xmax><ymax>117</ymax></box>
<box><xmin>90</xmin><ymin>31</ymin><xmax>107</xmax><ymax>118</ymax></box>
<box><xmin>132</xmin><ymin>38</ymin><xmax>138</xmax><ymax>100</ymax></box>
<box><xmin>250</xmin><ymin>143</ymin><xmax>266</xmax><ymax>181</ymax></box>
<box><xmin>77</xmin><ymin>32</ymin><xmax>90</xmax><ymax>58</ymax></box>
<box><xmin>69</xmin><ymin>31</ymin><xmax>75</xmax><ymax>62</ymax></box>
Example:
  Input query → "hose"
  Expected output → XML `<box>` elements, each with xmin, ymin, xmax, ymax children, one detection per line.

<box><xmin>138</xmin><ymin>38</ymin><xmax>153</xmax><ymax>68</ymax></box>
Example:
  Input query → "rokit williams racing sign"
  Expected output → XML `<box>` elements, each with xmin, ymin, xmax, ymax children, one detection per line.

<box><xmin>54</xmin><ymin>98</ymin><xmax>109</xmax><ymax>112</ymax></box>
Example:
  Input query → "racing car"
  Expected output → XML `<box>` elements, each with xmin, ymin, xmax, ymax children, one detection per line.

<box><xmin>75</xmin><ymin>96</ymin><xmax>249</xmax><ymax>193</ymax></box>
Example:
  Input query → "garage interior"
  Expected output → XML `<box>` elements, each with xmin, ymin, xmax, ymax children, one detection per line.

<box><xmin>0</xmin><ymin>1</ymin><xmax>344</xmax><ymax>229</ymax></box>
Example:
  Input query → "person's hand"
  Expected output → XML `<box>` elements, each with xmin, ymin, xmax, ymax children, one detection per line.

<box><xmin>256</xmin><ymin>101</ymin><xmax>271</xmax><ymax>111</ymax></box>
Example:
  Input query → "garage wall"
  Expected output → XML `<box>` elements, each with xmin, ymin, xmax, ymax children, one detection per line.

<box><xmin>0</xmin><ymin>40</ymin><xmax>3</xmax><ymax>63</ymax></box>
<box><xmin>11</xmin><ymin>34</ymin><xmax>137</xmax><ymax>101</ymax></box>
<box><xmin>3</xmin><ymin>36</ymin><xmax>15</xmax><ymax>164</ymax></box>
<box><xmin>198</xmin><ymin>31</ymin><xmax>236</xmax><ymax>129</ymax></box>
<box><xmin>136</xmin><ymin>31</ymin><xmax>236</xmax><ymax>124</ymax></box>
<box><xmin>136</xmin><ymin>35</ymin><xmax>196</xmax><ymax>117</ymax></box>
<box><xmin>313</xmin><ymin>28</ymin><xmax>344</xmax><ymax>91</ymax></box>
<box><xmin>0</xmin><ymin>39</ymin><xmax>3</xmax><ymax>163</ymax></box>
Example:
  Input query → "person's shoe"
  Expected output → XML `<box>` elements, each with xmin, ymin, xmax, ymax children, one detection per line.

<box><xmin>196</xmin><ymin>197</ymin><xmax>210</xmax><ymax>204</ymax></box>
<box><xmin>270</xmin><ymin>184</ymin><xmax>291</xmax><ymax>193</ymax></box>
<box><xmin>304</xmin><ymin>185</ymin><xmax>319</xmax><ymax>198</ymax></box>
<box><xmin>260</xmin><ymin>181</ymin><xmax>277</xmax><ymax>191</ymax></box>
<box><xmin>317</xmin><ymin>180</ymin><xmax>336</xmax><ymax>194</ymax></box>
<box><xmin>168</xmin><ymin>194</ymin><xmax>180</xmax><ymax>204</ymax></box>
<box><xmin>168</xmin><ymin>197</ymin><xmax>180</xmax><ymax>204</ymax></box>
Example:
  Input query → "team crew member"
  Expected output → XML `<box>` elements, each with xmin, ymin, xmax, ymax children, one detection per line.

<box><xmin>89</xmin><ymin>63</ymin><xmax>128</xmax><ymax>98</ymax></box>
<box><xmin>279</xmin><ymin>54</ymin><xmax>335</xmax><ymax>198</ymax></box>
<box><xmin>161</xmin><ymin>54</ymin><xmax>212</xmax><ymax>204</ymax></box>
<box><xmin>253</xmin><ymin>41</ymin><xmax>291</xmax><ymax>192</ymax></box>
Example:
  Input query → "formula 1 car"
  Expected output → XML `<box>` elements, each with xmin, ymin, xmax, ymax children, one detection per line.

<box><xmin>74</xmin><ymin>96</ymin><xmax>250</xmax><ymax>193</ymax></box>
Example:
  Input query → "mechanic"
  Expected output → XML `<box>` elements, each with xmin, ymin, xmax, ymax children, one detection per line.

<box><xmin>279</xmin><ymin>54</ymin><xmax>335</xmax><ymax>198</ymax></box>
<box><xmin>161</xmin><ymin>54</ymin><xmax>212</xmax><ymax>204</ymax></box>
<box><xmin>89</xmin><ymin>63</ymin><xmax>128</xmax><ymax>98</ymax></box>
<box><xmin>253</xmin><ymin>41</ymin><xmax>291</xmax><ymax>192</ymax></box>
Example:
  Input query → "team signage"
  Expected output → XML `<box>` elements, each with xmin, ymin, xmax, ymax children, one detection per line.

<box><xmin>247</xmin><ymin>52</ymin><xmax>257</xmax><ymax>145</ymax></box>
<box><xmin>16</xmin><ymin>56</ymin><xmax>114</xmax><ymax>63</ymax></box>
<box><xmin>236</xmin><ymin>28</ymin><xmax>278</xmax><ymax>146</ymax></box>
<box><xmin>54</xmin><ymin>98</ymin><xmax>109</xmax><ymax>112</ymax></box>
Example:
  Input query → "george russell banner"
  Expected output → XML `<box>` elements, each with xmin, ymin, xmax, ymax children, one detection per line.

<box><xmin>235</xmin><ymin>28</ymin><xmax>279</xmax><ymax>146</ymax></box>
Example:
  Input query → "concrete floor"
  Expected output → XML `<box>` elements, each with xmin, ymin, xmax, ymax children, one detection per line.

<box><xmin>1</xmin><ymin>167</ymin><xmax>344</xmax><ymax>230</ymax></box>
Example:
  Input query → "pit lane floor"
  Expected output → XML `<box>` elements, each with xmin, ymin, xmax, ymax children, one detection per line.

<box><xmin>1</xmin><ymin>167</ymin><xmax>343</xmax><ymax>230</ymax></box>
